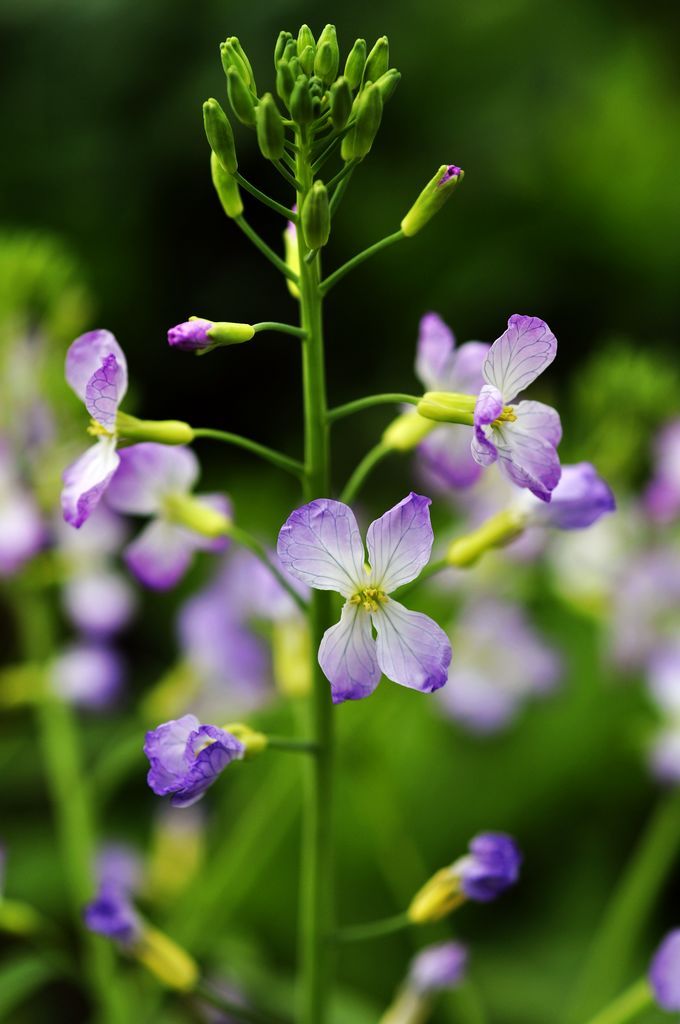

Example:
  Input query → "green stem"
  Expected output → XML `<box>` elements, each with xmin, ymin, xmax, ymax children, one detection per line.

<box><xmin>225</xmin><ymin>524</ymin><xmax>309</xmax><ymax>614</ymax></box>
<box><xmin>195</xmin><ymin>981</ymin><xmax>291</xmax><ymax>1024</ymax></box>
<box><xmin>335</xmin><ymin>912</ymin><xmax>410</xmax><ymax>944</ymax></box>
<box><xmin>191</xmin><ymin>427</ymin><xmax>304</xmax><ymax>478</ymax></box>
<box><xmin>274</xmin><ymin>159</ymin><xmax>303</xmax><ymax>191</ymax></box>
<box><xmin>320</xmin><ymin>229</ymin><xmax>405</xmax><ymax>294</ymax></box>
<box><xmin>329</xmin><ymin>167</ymin><xmax>355</xmax><ymax>217</ymax></box>
<box><xmin>325</xmin><ymin>159</ymin><xmax>359</xmax><ymax>193</ymax></box>
<box><xmin>565</xmin><ymin>790</ymin><xmax>680</xmax><ymax>1023</ymax></box>
<box><xmin>234</xmin><ymin>216</ymin><xmax>299</xmax><ymax>284</ymax></box>
<box><xmin>253</xmin><ymin>321</ymin><xmax>308</xmax><ymax>339</ymax></box>
<box><xmin>234</xmin><ymin>172</ymin><xmax>296</xmax><ymax>220</ymax></box>
<box><xmin>581</xmin><ymin>979</ymin><xmax>653</xmax><ymax>1024</ymax></box>
<box><xmin>296</xmin><ymin>134</ymin><xmax>335</xmax><ymax>1024</ymax></box>
<box><xmin>340</xmin><ymin>441</ymin><xmax>391</xmax><ymax>504</ymax></box>
<box><xmin>267</xmin><ymin>737</ymin><xmax>320</xmax><ymax>754</ymax></box>
<box><xmin>327</xmin><ymin>393</ymin><xmax>420</xmax><ymax>424</ymax></box>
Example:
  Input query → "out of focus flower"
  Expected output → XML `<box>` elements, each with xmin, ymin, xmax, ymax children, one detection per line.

<box><xmin>278</xmin><ymin>493</ymin><xmax>451</xmax><ymax>703</ymax></box>
<box><xmin>649</xmin><ymin>929</ymin><xmax>680</xmax><ymax>1011</ymax></box>
<box><xmin>645</xmin><ymin>420</ymin><xmax>680</xmax><ymax>524</ymax></box>
<box><xmin>84</xmin><ymin>884</ymin><xmax>142</xmax><ymax>945</ymax></box>
<box><xmin>547</xmin><ymin>509</ymin><xmax>634</xmax><ymax>615</ymax></box>
<box><xmin>649</xmin><ymin>726</ymin><xmax>680</xmax><ymax>785</ymax></box>
<box><xmin>609</xmin><ymin>548</ymin><xmax>680</xmax><ymax>671</ymax></box>
<box><xmin>147</xmin><ymin>805</ymin><xmax>205</xmax><ymax>902</ymax></box>
<box><xmin>107</xmin><ymin>444</ymin><xmax>231</xmax><ymax>590</ymax></box>
<box><xmin>409</xmin><ymin>941</ymin><xmax>468</xmax><ymax>995</ymax></box>
<box><xmin>522</xmin><ymin>462</ymin><xmax>616</xmax><ymax>530</ymax></box>
<box><xmin>51</xmin><ymin>644</ymin><xmax>124</xmax><ymax>709</ymax></box>
<box><xmin>0</xmin><ymin>440</ymin><xmax>45</xmax><ymax>575</ymax></box>
<box><xmin>439</xmin><ymin>599</ymin><xmax>561</xmax><ymax>733</ymax></box>
<box><xmin>471</xmin><ymin>315</ymin><xmax>561</xmax><ymax>501</ymax></box>
<box><xmin>144</xmin><ymin>714</ymin><xmax>245</xmax><ymax>807</ymax></box>
<box><xmin>96</xmin><ymin>842</ymin><xmax>144</xmax><ymax>896</ymax></box>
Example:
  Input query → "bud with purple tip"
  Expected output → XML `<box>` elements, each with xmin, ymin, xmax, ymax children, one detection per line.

<box><xmin>167</xmin><ymin>317</ymin><xmax>255</xmax><ymax>352</ymax></box>
<box><xmin>401</xmin><ymin>164</ymin><xmax>464</xmax><ymax>237</ymax></box>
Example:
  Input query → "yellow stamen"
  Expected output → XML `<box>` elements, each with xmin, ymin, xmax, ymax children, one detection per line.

<box><xmin>87</xmin><ymin>419</ymin><xmax>114</xmax><ymax>438</ymax></box>
<box><xmin>349</xmin><ymin>586</ymin><xmax>388</xmax><ymax>613</ymax></box>
<box><xmin>492</xmin><ymin>406</ymin><xmax>517</xmax><ymax>427</ymax></box>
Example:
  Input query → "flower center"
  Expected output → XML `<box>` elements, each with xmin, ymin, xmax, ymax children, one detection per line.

<box><xmin>349</xmin><ymin>586</ymin><xmax>388</xmax><ymax>613</ymax></box>
<box><xmin>491</xmin><ymin>406</ymin><xmax>517</xmax><ymax>427</ymax></box>
<box><xmin>87</xmin><ymin>418</ymin><xmax>115</xmax><ymax>438</ymax></box>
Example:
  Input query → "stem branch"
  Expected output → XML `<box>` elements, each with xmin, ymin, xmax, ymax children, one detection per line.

<box><xmin>328</xmin><ymin>393</ymin><xmax>420</xmax><ymax>424</ymax></box>
<box><xmin>320</xmin><ymin>229</ymin><xmax>405</xmax><ymax>294</ymax></box>
<box><xmin>192</xmin><ymin>427</ymin><xmax>304</xmax><ymax>478</ymax></box>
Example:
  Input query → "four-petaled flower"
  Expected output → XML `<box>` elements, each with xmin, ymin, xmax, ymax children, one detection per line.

<box><xmin>472</xmin><ymin>314</ymin><xmax>561</xmax><ymax>501</ymax></box>
<box><xmin>144</xmin><ymin>714</ymin><xmax>245</xmax><ymax>807</ymax></box>
<box><xmin>277</xmin><ymin>493</ymin><xmax>452</xmax><ymax>703</ymax></box>
<box><xmin>62</xmin><ymin>330</ymin><xmax>129</xmax><ymax>527</ymax></box>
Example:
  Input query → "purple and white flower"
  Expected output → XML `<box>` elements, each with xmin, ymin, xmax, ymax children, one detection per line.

<box><xmin>453</xmin><ymin>832</ymin><xmax>522</xmax><ymax>902</ymax></box>
<box><xmin>277</xmin><ymin>493</ymin><xmax>452</xmax><ymax>703</ymax></box>
<box><xmin>649</xmin><ymin>929</ymin><xmax>680</xmax><ymax>1011</ymax></box>
<box><xmin>51</xmin><ymin>644</ymin><xmax>124</xmax><ymax>710</ymax></box>
<box><xmin>106</xmin><ymin>443</ymin><xmax>230</xmax><ymax>590</ymax></box>
<box><xmin>472</xmin><ymin>315</ymin><xmax>561</xmax><ymax>501</ymax></box>
<box><xmin>522</xmin><ymin>462</ymin><xmax>616</xmax><ymax>529</ymax></box>
<box><xmin>62</xmin><ymin>330</ymin><xmax>129</xmax><ymax>527</ymax></box>
<box><xmin>144</xmin><ymin>714</ymin><xmax>245</xmax><ymax>807</ymax></box>
<box><xmin>409</xmin><ymin>941</ymin><xmax>468</xmax><ymax>995</ymax></box>
<box><xmin>645</xmin><ymin>420</ymin><xmax>680</xmax><ymax>525</ymax></box>
<box><xmin>0</xmin><ymin>440</ymin><xmax>45</xmax><ymax>575</ymax></box>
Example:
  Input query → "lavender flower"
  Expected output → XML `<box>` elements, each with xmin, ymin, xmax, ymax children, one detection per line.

<box><xmin>647</xmin><ymin>642</ymin><xmax>680</xmax><ymax>716</ymax></box>
<box><xmin>106</xmin><ymin>443</ymin><xmax>230</xmax><ymax>590</ymax></box>
<box><xmin>455</xmin><ymin>832</ymin><xmax>522</xmax><ymax>902</ymax></box>
<box><xmin>610</xmin><ymin>549</ymin><xmax>680</xmax><ymax>671</ymax></box>
<box><xmin>168</xmin><ymin>318</ymin><xmax>213</xmax><ymax>351</ymax></box>
<box><xmin>144</xmin><ymin>714</ymin><xmax>245</xmax><ymax>807</ymax></box>
<box><xmin>523</xmin><ymin>462</ymin><xmax>616</xmax><ymax>529</ymax></box>
<box><xmin>645</xmin><ymin>420</ymin><xmax>680</xmax><ymax>524</ymax></box>
<box><xmin>472</xmin><ymin>314</ymin><xmax>561</xmax><ymax>501</ymax></box>
<box><xmin>83</xmin><ymin>883</ymin><xmax>142</xmax><ymax>945</ymax></box>
<box><xmin>62</xmin><ymin>330</ymin><xmax>129</xmax><ymax>527</ymax></box>
<box><xmin>0</xmin><ymin>440</ymin><xmax>45</xmax><ymax>575</ymax></box>
<box><xmin>96</xmin><ymin>842</ymin><xmax>144</xmax><ymax>896</ymax></box>
<box><xmin>51</xmin><ymin>644</ymin><xmax>124</xmax><ymax>710</ymax></box>
<box><xmin>649</xmin><ymin>726</ymin><xmax>680</xmax><ymax>785</ymax></box>
<box><xmin>277</xmin><ymin>493</ymin><xmax>451</xmax><ymax>703</ymax></box>
<box><xmin>649</xmin><ymin>929</ymin><xmax>680</xmax><ymax>1011</ymax></box>
<box><xmin>409</xmin><ymin>941</ymin><xmax>468</xmax><ymax>995</ymax></box>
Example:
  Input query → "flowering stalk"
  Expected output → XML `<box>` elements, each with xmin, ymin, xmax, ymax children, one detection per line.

<box><xmin>581</xmin><ymin>979</ymin><xmax>652</xmax><ymax>1024</ymax></box>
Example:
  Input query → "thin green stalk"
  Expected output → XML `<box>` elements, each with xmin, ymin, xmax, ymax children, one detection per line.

<box><xmin>325</xmin><ymin>159</ymin><xmax>359</xmax><ymax>193</ymax></box>
<box><xmin>234</xmin><ymin>172</ymin><xmax>295</xmax><ymax>220</ymax></box>
<box><xmin>195</xmin><ymin>982</ymin><xmax>292</xmax><ymax>1024</ymax></box>
<box><xmin>340</xmin><ymin>441</ymin><xmax>392</xmax><ymax>504</ymax></box>
<box><xmin>274</xmin><ymin>159</ymin><xmax>303</xmax><ymax>191</ymax></box>
<box><xmin>267</xmin><ymin>737</ymin><xmax>319</xmax><ymax>754</ymax></box>
<box><xmin>327</xmin><ymin>393</ymin><xmax>420</xmax><ymax>424</ymax></box>
<box><xmin>234</xmin><ymin>216</ymin><xmax>299</xmax><ymax>284</ymax></box>
<box><xmin>192</xmin><ymin>427</ymin><xmax>304</xmax><ymax>478</ymax></box>
<box><xmin>334</xmin><ymin>912</ymin><xmax>410</xmax><ymax>944</ymax></box>
<box><xmin>329</xmin><ymin>167</ymin><xmax>355</xmax><ymax>217</ymax></box>
<box><xmin>320</xmin><ymin>229</ymin><xmax>405</xmax><ymax>294</ymax></box>
<box><xmin>581</xmin><ymin>979</ymin><xmax>652</xmax><ymax>1024</ymax></box>
<box><xmin>566</xmin><ymin>790</ymin><xmax>680</xmax><ymax>1023</ymax></box>
<box><xmin>253</xmin><ymin>321</ymin><xmax>308</xmax><ymax>338</ymax></box>
<box><xmin>226</xmin><ymin>524</ymin><xmax>309</xmax><ymax>614</ymax></box>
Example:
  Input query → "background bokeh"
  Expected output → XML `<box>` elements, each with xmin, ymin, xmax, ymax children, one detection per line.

<box><xmin>1</xmin><ymin>1</ymin><xmax>680</xmax><ymax>1022</ymax></box>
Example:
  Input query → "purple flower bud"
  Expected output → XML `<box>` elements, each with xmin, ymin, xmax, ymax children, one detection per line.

<box><xmin>649</xmin><ymin>929</ymin><xmax>680</xmax><ymax>1011</ymax></box>
<box><xmin>454</xmin><ymin>832</ymin><xmax>522</xmax><ymax>902</ymax></box>
<box><xmin>438</xmin><ymin>165</ymin><xmax>462</xmax><ymax>186</ymax></box>
<box><xmin>83</xmin><ymin>882</ymin><xmax>142</xmax><ymax>945</ymax></box>
<box><xmin>528</xmin><ymin>462</ymin><xmax>616</xmax><ymax>530</ymax></box>
<box><xmin>96</xmin><ymin>843</ymin><xmax>144</xmax><ymax>896</ymax></box>
<box><xmin>409</xmin><ymin>941</ymin><xmax>468</xmax><ymax>995</ymax></box>
<box><xmin>144</xmin><ymin>714</ymin><xmax>245</xmax><ymax>807</ymax></box>
<box><xmin>167</xmin><ymin>319</ymin><xmax>213</xmax><ymax>351</ymax></box>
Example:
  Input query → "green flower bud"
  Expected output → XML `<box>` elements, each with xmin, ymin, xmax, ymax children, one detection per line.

<box><xmin>276</xmin><ymin>60</ymin><xmax>295</xmax><ymax>106</ymax></box>
<box><xmin>446</xmin><ymin>510</ymin><xmax>527</xmax><ymax>568</ymax></box>
<box><xmin>227</xmin><ymin>67</ymin><xmax>257</xmax><ymax>127</ymax></box>
<box><xmin>207</xmin><ymin>320</ymin><xmax>256</xmax><ymax>344</ymax></box>
<box><xmin>256</xmin><ymin>92</ymin><xmax>285</xmax><ymax>161</ymax></box>
<box><xmin>290</xmin><ymin>75</ymin><xmax>314</xmax><ymax>125</ymax></box>
<box><xmin>283</xmin><ymin>38</ymin><xmax>297</xmax><ymax>63</ymax></box>
<box><xmin>202</xmin><ymin>98</ymin><xmax>237</xmax><ymax>175</ymax></box>
<box><xmin>288</xmin><ymin>56</ymin><xmax>302</xmax><ymax>79</ymax></box>
<box><xmin>344</xmin><ymin>38</ymin><xmax>366</xmax><ymax>90</ymax></box>
<box><xmin>297</xmin><ymin>24</ymin><xmax>316</xmax><ymax>55</ymax></box>
<box><xmin>299</xmin><ymin>43</ymin><xmax>315</xmax><ymax>77</ymax></box>
<box><xmin>274</xmin><ymin>30</ymin><xmax>292</xmax><ymax>68</ymax></box>
<box><xmin>116</xmin><ymin>412</ymin><xmax>195</xmax><ymax>446</ymax></box>
<box><xmin>364</xmin><ymin>36</ymin><xmax>389</xmax><ymax>84</ymax></box>
<box><xmin>341</xmin><ymin>83</ymin><xmax>383</xmax><ymax>161</ymax></box>
<box><xmin>301</xmin><ymin>181</ymin><xmax>330</xmax><ymax>250</ymax></box>
<box><xmin>226</xmin><ymin>36</ymin><xmax>256</xmax><ymax>94</ymax></box>
<box><xmin>374</xmin><ymin>68</ymin><xmax>401</xmax><ymax>105</ymax></box>
<box><xmin>401</xmin><ymin>165</ymin><xmax>464</xmax><ymax>237</ymax></box>
<box><xmin>416</xmin><ymin>391</ymin><xmax>476</xmax><ymax>424</ymax></box>
<box><xmin>329</xmin><ymin>77</ymin><xmax>352</xmax><ymax>130</ymax></box>
<box><xmin>210</xmin><ymin>152</ymin><xmax>243</xmax><ymax>218</ymax></box>
<box><xmin>314</xmin><ymin>24</ymin><xmax>339</xmax><ymax>85</ymax></box>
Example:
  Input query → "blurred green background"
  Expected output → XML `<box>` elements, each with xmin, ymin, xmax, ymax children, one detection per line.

<box><xmin>1</xmin><ymin>1</ymin><xmax>680</xmax><ymax>1022</ymax></box>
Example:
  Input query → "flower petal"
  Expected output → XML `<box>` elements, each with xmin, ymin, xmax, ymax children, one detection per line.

<box><xmin>66</xmin><ymin>330</ymin><xmax>128</xmax><ymax>406</ymax></box>
<box><xmin>85</xmin><ymin>353</ymin><xmax>128</xmax><ymax>428</ymax></box>
<box><xmin>318</xmin><ymin>602</ymin><xmax>381</xmax><ymax>703</ymax></box>
<box><xmin>107</xmin><ymin>443</ymin><xmax>200</xmax><ymax>515</ymax></box>
<box><xmin>62</xmin><ymin>570</ymin><xmax>136</xmax><ymax>638</ymax></box>
<box><xmin>418</xmin><ymin>426</ymin><xmax>483</xmax><ymax>490</ymax></box>
<box><xmin>512</xmin><ymin>400</ymin><xmax>562</xmax><ymax>447</ymax></box>
<box><xmin>51</xmin><ymin>643</ymin><xmax>124</xmax><ymax>709</ymax></box>
<box><xmin>415</xmin><ymin>313</ymin><xmax>456</xmax><ymax>391</ymax></box>
<box><xmin>62</xmin><ymin>438</ymin><xmax>120</xmax><ymax>528</ymax></box>
<box><xmin>471</xmin><ymin>384</ymin><xmax>503</xmax><ymax>468</ymax></box>
<box><xmin>277</xmin><ymin>499</ymin><xmax>365</xmax><ymax>597</ymax></box>
<box><xmin>373</xmin><ymin>598</ymin><xmax>451</xmax><ymax>693</ymax></box>
<box><xmin>366</xmin><ymin>492</ymin><xmax>434</xmax><ymax>591</ymax></box>
<box><xmin>445</xmin><ymin>341</ymin><xmax>490</xmax><ymax>394</ymax></box>
<box><xmin>494</xmin><ymin>420</ymin><xmax>562</xmax><ymax>501</ymax></box>
<box><xmin>483</xmin><ymin>314</ymin><xmax>557</xmax><ymax>403</ymax></box>
<box><xmin>124</xmin><ymin>520</ymin><xmax>194</xmax><ymax>590</ymax></box>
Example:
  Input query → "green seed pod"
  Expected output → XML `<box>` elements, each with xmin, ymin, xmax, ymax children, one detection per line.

<box><xmin>203</xmin><ymin>98</ymin><xmax>237</xmax><ymax>175</ymax></box>
<box><xmin>301</xmin><ymin>181</ymin><xmax>330</xmax><ymax>250</ymax></box>
<box><xmin>299</xmin><ymin>43</ymin><xmax>315</xmax><ymax>77</ymax></box>
<box><xmin>227</xmin><ymin>67</ymin><xmax>257</xmax><ymax>127</ymax></box>
<box><xmin>329</xmin><ymin>77</ymin><xmax>352</xmax><ymax>130</ymax></box>
<box><xmin>364</xmin><ymin>36</ymin><xmax>389</xmax><ymax>84</ymax></box>
<box><xmin>341</xmin><ymin>83</ymin><xmax>383</xmax><ymax>160</ymax></box>
<box><xmin>297</xmin><ymin>24</ymin><xmax>315</xmax><ymax>56</ymax></box>
<box><xmin>290</xmin><ymin>75</ymin><xmax>313</xmax><ymax>125</ymax></box>
<box><xmin>344</xmin><ymin>38</ymin><xmax>366</xmax><ymax>90</ymax></box>
<box><xmin>256</xmin><ymin>93</ymin><xmax>285</xmax><ymax>161</ymax></box>
<box><xmin>314</xmin><ymin>24</ymin><xmax>339</xmax><ymax>85</ymax></box>
<box><xmin>210</xmin><ymin>152</ymin><xmax>243</xmax><ymax>219</ymax></box>
<box><xmin>276</xmin><ymin>60</ymin><xmax>295</xmax><ymax>106</ymax></box>
<box><xmin>374</xmin><ymin>68</ymin><xmax>401</xmax><ymax>105</ymax></box>
<box><xmin>226</xmin><ymin>36</ymin><xmax>256</xmax><ymax>94</ymax></box>
<box><xmin>274</xmin><ymin>30</ymin><xmax>292</xmax><ymax>68</ymax></box>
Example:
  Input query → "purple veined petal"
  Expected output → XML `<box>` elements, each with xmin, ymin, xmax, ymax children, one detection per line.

<box><xmin>415</xmin><ymin>313</ymin><xmax>456</xmax><ymax>391</ymax></box>
<box><xmin>107</xmin><ymin>443</ymin><xmax>200</xmax><ymax>515</ymax></box>
<box><xmin>471</xmin><ymin>426</ymin><xmax>498</xmax><ymax>467</ymax></box>
<box><xmin>62</xmin><ymin>570</ymin><xmax>137</xmax><ymax>638</ymax></box>
<box><xmin>483</xmin><ymin>314</ymin><xmax>557</xmax><ymax>403</ymax></box>
<box><xmin>373</xmin><ymin>597</ymin><xmax>451</xmax><ymax>693</ymax></box>
<box><xmin>167</xmin><ymin>318</ymin><xmax>213</xmax><ymax>351</ymax></box>
<box><xmin>649</xmin><ymin>929</ymin><xmax>680</xmax><ymax>1011</ymax></box>
<box><xmin>493</xmin><ymin>420</ymin><xmax>562</xmax><ymax>501</ymax></box>
<box><xmin>62</xmin><ymin>438</ymin><xmax>120</xmax><ymax>528</ymax></box>
<box><xmin>366</xmin><ymin>492</ymin><xmax>434</xmax><ymax>592</ymax></box>
<box><xmin>277</xmin><ymin>498</ymin><xmax>366</xmax><ymax>597</ymax></box>
<box><xmin>84</xmin><ymin>353</ymin><xmax>128</xmax><ymax>428</ymax></box>
<box><xmin>443</xmin><ymin>341</ymin><xmax>490</xmax><ymax>394</ymax></box>
<box><xmin>65</xmin><ymin>329</ymin><xmax>128</xmax><ymax>406</ymax></box>
<box><xmin>0</xmin><ymin>488</ymin><xmax>45</xmax><ymax>576</ymax></box>
<box><xmin>51</xmin><ymin>644</ymin><xmax>124</xmax><ymax>710</ymax></box>
<box><xmin>124</xmin><ymin>519</ymin><xmax>194</xmax><ymax>590</ymax></box>
<box><xmin>528</xmin><ymin>461</ymin><xmax>615</xmax><ymax>530</ymax></box>
<box><xmin>318</xmin><ymin>602</ymin><xmax>381</xmax><ymax>704</ymax></box>
<box><xmin>145</xmin><ymin>714</ymin><xmax>200</xmax><ymax>790</ymax></box>
<box><xmin>475</xmin><ymin>384</ymin><xmax>504</xmax><ymax>427</ymax></box>
<box><xmin>417</xmin><ymin>426</ymin><xmax>484</xmax><ymax>491</ymax></box>
<box><xmin>144</xmin><ymin>716</ymin><xmax>244</xmax><ymax>808</ymax></box>
<box><xmin>512</xmin><ymin>400</ymin><xmax>562</xmax><ymax>448</ymax></box>
<box><xmin>188</xmin><ymin>493</ymin><xmax>232</xmax><ymax>553</ymax></box>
